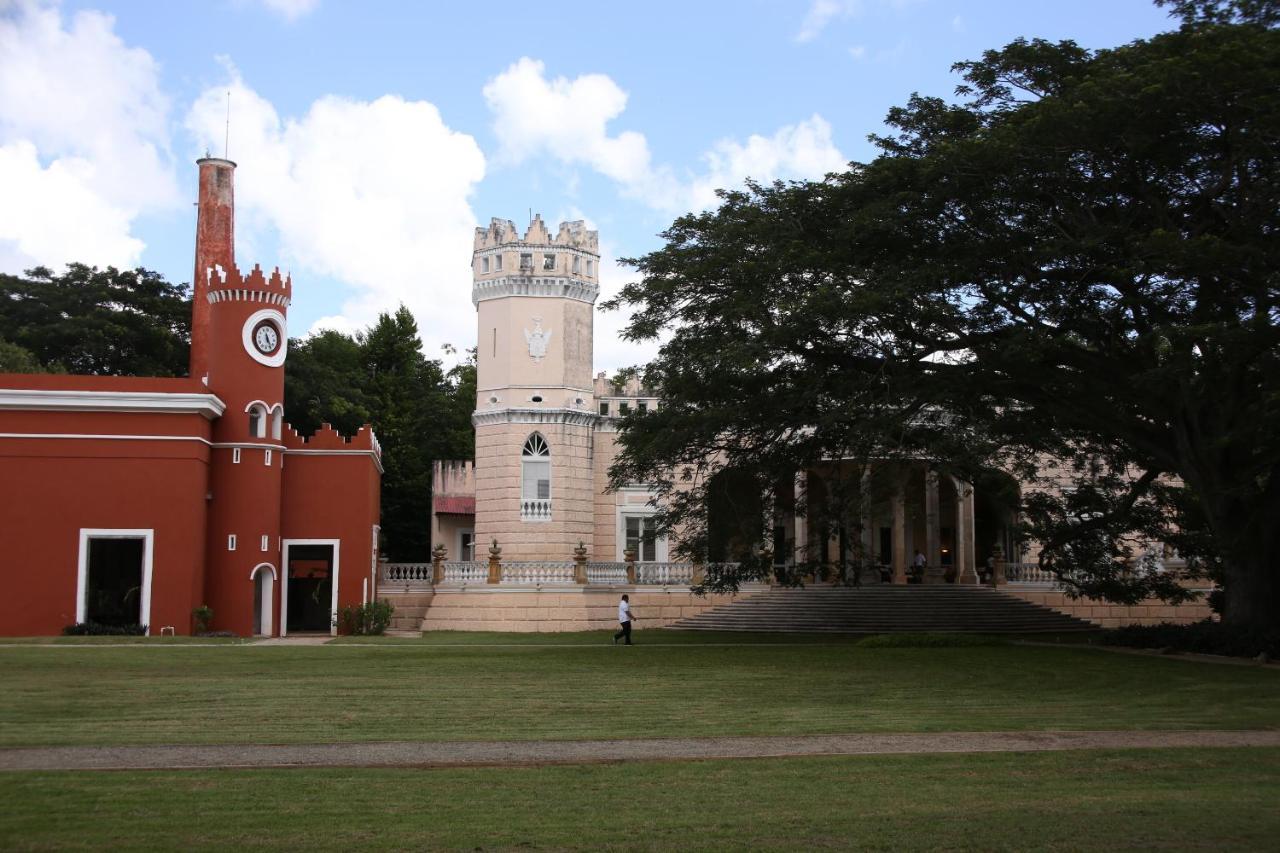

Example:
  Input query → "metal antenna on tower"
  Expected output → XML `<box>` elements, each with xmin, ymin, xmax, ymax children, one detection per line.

<box><xmin>223</xmin><ymin>91</ymin><xmax>231</xmax><ymax>159</ymax></box>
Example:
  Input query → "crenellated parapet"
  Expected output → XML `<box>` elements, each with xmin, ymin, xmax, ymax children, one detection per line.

<box><xmin>472</xmin><ymin>214</ymin><xmax>600</xmax><ymax>306</ymax></box>
<box><xmin>282</xmin><ymin>422</ymin><xmax>381</xmax><ymax>454</ymax></box>
<box><xmin>206</xmin><ymin>262</ymin><xmax>292</xmax><ymax>307</ymax></box>
<box><xmin>473</xmin><ymin>214</ymin><xmax>599</xmax><ymax>253</ymax></box>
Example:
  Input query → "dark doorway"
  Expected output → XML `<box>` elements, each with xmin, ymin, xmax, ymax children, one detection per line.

<box><xmin>287</xmin><ymin>544</ymin><xmax>334</xmax><ymax>633</ymax></box>
<box><xmin>86</xmin><ymin>538</ymin><xmax>144</xmax><ymax>627</ymax></box>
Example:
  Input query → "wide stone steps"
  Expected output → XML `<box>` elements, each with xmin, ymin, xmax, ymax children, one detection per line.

<box><xmin>668</xmin><ymin>586</ymin><xmax>1096</xmax><ymax>633</ymax></box>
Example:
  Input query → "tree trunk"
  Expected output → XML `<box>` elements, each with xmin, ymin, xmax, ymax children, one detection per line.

<box><xmin>1221</xmin><ymin>556</ymin><xmax>1280</xmax><ymax>633</ymax></box>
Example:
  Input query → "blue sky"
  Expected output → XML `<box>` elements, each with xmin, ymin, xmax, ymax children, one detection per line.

<box><xmin>1</xmin><ymin>0</ymin><xmax>1175</xmax><ymax>372</ymax></box>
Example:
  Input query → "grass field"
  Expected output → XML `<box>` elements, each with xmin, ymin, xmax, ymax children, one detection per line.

<box><xmin>2</xmin><ymin>748</ymin><xmax>1278</xmax><ymax>851</ymax></box>
<box><xmin>1</xmin><ymin>636</ymin><xmax>1277</xmax><ymax>748</ymax></box>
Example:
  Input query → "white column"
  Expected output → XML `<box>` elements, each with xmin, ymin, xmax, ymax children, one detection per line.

<box><xmin>925</xmin><ymin>470</ymin><xmax>942</xmax><ymax>584</ymax></box>
<box><xmin>892</xmin><ymin>481</ymin><xmax>907</xmax><ymax>585</ymax></box>
<box><xmin>793</xmin><ymin>471</ymin><xmax>808</xmax><ymax>569</ymax></box>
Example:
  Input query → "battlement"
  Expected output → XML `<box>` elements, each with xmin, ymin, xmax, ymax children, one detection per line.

<box><xmin>593</xmin><ymin>371</ymin><xmax>655</xmax><ymax>399</ymax></box>
<box><xmin>205</xmin><ymin>262</ymin><xmax>292</xmax><ymax>307</ymax></box>
<box><xmin>474</xmin><ymin>214</ymin><xmax>598</xmax><ymax>253</ymax></box>
<box><xmin>432</xmin><ymin>459</ymin><xmax>476</xmax><ymax>498</ymax></box>
<box><xmin>282</xmin><ymin>422</ymin><xmax>382</xmax><ymax>456</ymax></box>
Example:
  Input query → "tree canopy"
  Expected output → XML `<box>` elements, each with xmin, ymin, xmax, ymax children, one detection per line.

<box><xmin>0</xmin><ymin>264</ymin><xmax>190</xmax><ymax>376</ymax></box>
<box><xmin>605</xmin><ymin>0</ymin><xmax>1280</xmax><ymax>630</ymax></box>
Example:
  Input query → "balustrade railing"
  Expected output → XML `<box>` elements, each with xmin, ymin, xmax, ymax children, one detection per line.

<box><xmin>520</xmin><ymin>499</ymin><xmax>552</xmax><ymax>521</ymax></box>
<box><xmin>1006</xmin><ymin>562</ymin><xmax>1057</xmax><ymax>585</ymax></box>
<box><xmin>585</xmin><ymin>562</ymin><xmax>629</xmax><ymax>584</ymax></box>
<box><xmin>381</xmin><ymin>563</ymin><xmax>432</xmax><ymax>584</ymax></box>
<box><xmin>441</xmin><ymin>561</ymin><xmax>487</xmax><ymax>584</ymax></box>
<box><xmin>501</xmin><ymin>562</ymin><xmax>576</xmax><ymax>584</ymax></box>
<box><xmin>634</xmin><ymin>562</ymin><xmax>695</xmax><ymax>585</ymax></box>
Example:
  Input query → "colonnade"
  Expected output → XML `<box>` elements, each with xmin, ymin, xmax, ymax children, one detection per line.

<box><xmin>790</xmin><ymin>466</ymin><xmax>979</xmax><ymax>585</ymax></box>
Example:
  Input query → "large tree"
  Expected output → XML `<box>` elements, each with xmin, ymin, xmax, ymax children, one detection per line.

<box><xmin>0</xmin><ymin>264</ymin><xmax>190</xmax><ymax>376</ymax></box>
<box><xmin>606</xmin><ymin>0</ymin><xmax>1280</xmax><ymax>630</ymax></box>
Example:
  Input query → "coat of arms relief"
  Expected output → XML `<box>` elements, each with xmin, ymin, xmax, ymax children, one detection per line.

<box><xmin>524</xmin><ymin>317</ymin><xmax>552</xmax><ymax>362</ymax></box>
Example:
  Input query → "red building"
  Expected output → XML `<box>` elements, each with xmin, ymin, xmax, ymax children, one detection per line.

<box><xmin>0</xmin><ymin>158</ymin><xmax>382</xmax><ymax>637</ymax></box>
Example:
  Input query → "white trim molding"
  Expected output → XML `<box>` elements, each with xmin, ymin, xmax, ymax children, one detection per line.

<box><xmin>471</xmin><ymin>275</ymin><xmax>599</xmax><ymax>307</ymax></box>
<box><xmin>0</xmin><ymin>389</ymin><xmax>225</xmax><ymax>419</ymax></box>
<box><xmin>76</xmin><ymin>528</ymin><xmax>154</xmax><ymax>634</ymax></box>
<box><xmin>472</xmin><ymin>408</ymin><xmax>599</xmax><ymax>428</ymax></box>
<box><xmin>280</xmin><ymin>538</ymin><xmax>341</xmax><ymax>638</ymax></box>
<box><xmin>282</xmin><ymin>448</ymin><xmax>385</xmax><ymax>474</ymax></box>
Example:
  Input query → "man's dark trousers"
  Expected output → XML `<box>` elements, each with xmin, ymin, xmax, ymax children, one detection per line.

<box><xmin>613</xmin><ymin>620</ymin><xmax>632</xmax><ymax>645</ymax></box>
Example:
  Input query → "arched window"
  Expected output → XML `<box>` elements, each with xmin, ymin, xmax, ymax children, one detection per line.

<box><xmin>270</xmin><ymin>405</ymin><xmax>283</xmax><ymax>440</ymax></box>
<box><xmin>246</xmin><ymin>402</ymin><xmax>269</xmax><ymax>438</ymax></box>
<box><xmin>521</xmin><ymin>433</ymin><xmax>551</xmax><ymax>521</ymax></box>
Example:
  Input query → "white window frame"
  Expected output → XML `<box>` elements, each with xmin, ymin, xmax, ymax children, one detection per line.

<box><xmin>264</xmin><ymin>448</ymin><xmax>272</xmax><ymax>466</ymax></box>
<box><xmin>520</xmin><ymin>432</ymin><xmax>552</xmax><ymax>521</ymax></box>
<box><xmin>233</xmin><ymin>447</ymin><xmax>241</xmax><ymax>464</ymax></box>
<box><xmin>76</xmin><ymin>528</ymin><xmax>154</xmax><ymax>633</ymax></box>
<box><xmin>458</xmin><ymin>528</ymin><xmax>475</xmax><ymax>561</ymax></box>
<box><xmin>228</xmin><ymin>534</ymin><xmax>237</xmax><ymax>551</ymax></box>
<box><xmin>617</xmin><ymin>507</ymin><xmax>667</xmax><ymax>562</ymax></box>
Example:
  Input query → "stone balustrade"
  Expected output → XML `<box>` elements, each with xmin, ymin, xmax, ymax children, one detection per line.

<box><xmin>520</xmin><ymin>499</ymin><xmax>552</xmax><ymax>521</ymax></box>
<box><xmin>1006</xmin><ymin>562</ymin><xmax>1057</xmax><ymax>585</ymax></box>
<box><xmin>380</xmin><ymin>559</ymin><xmax>737</xmax><ymax>589</ymax></box>
<box><xmin>501</xmin><ymin>562</ymin><xmax>577</xmax><ymax>585</ymax></box>
<box><xmin>440</xmin><ymin>561</ymin><xmax>488</xmax><ymax>584</ymax></box>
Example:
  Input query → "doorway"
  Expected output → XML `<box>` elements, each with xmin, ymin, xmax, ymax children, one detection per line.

<box><xmin>281</xmin><ymin>540</ymin><xmax>339</xmax><ymax>636</ymax></box>
<box><xmin>251</xmin><ymin>564</ymin><xmax>275</xmax><ymax>636</ymax></box>
<box><xmin>76</xmin><ymin>529</ymin><xmax>153</xmax><ymax>632</ymax></box>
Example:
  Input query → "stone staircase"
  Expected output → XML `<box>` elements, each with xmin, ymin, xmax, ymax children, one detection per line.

<box><xmin>382</xmin><ymin>592</ymin><xmax>431</xmax><ymax>637</ymax></box>
<box><xmin>667</xmin><ymin>586</ymin><xmax>1098</xmax><ymax>634</ymax></box>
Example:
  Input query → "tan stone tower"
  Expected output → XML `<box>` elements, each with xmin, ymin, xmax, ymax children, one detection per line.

<box><xmin>471</xmin><ymin>215</ymin><xmax>600</xmax><ymax>560</ymax></box>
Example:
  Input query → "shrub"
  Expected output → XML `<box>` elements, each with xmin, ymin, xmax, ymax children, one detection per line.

<box><xmin>339</xmin><ymin>600</ymin><xmax>395</xmax><ymax>636</ymax></box>
<box><xmin>854</xmin><ymin>633</ymin><xmax>1009</xmax><ymax>648</ymax></box>
<box><xmin>192</xmin><ymin>605</ymin><xmax>214</xmax><ymax>634</ymax></box>
<box><xmin>1103</xmin><ymin>620</ymin><xmax>1280</xmax><ymax>659</ymax></box>
<box><xmin>61</xmin><ymin>622</ymin><xmax>148</xmax><ymax>636</ymax></box>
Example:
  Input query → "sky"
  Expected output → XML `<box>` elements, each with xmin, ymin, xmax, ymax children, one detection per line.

<box><xmin>0</xmin><ymin>0</ymin><xmax>1177</xmax><ymax>374</ymax></box>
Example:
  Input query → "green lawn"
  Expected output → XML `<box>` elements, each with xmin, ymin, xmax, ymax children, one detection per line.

<box><xmin>1</xmin><ymin>639</ymin><xmax>1276</xmax><ymax>747</ymax></box>
<box><xmin>2</xmin><ymin>748</ymin><xmax>1277</xmax><ymax>851</ymax></box>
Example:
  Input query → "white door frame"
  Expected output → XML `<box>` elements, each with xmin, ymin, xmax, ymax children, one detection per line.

<box><xmin>76</xmin><ymin>528</ymin><xmax>154</xmax><ymax>634</ymax></box>
<box><xmin>280</xmin><ymin>539</ymin><xmax>341</xmax><ymax>637</ymax></box>
<box><xmin>616</xmin><ymin>507</ymin><xmax>668</xmax><ymax>562</ymax></box>
<box><xmin>249</xmin><ymin>563</ymin><xmax>277</xmax><ymax>636</ymax></box>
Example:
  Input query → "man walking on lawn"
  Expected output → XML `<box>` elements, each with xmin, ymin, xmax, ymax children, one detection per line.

<box><xmin>613</xmin><ymin>594</ymin><xmax>634</xmax><ymax>645</ymax></box>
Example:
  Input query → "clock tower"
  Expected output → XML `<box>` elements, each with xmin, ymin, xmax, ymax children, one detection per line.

<box><xmin>191</xmin><ymin>157</ymin><xmax>292</xmax><ymax>633</ymax></box>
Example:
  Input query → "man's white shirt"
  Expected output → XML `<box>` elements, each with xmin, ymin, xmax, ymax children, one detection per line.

<box><xmin>618</xmin><ymin>600</ymin><xmax>631</xmax><ymax>623</ymax></box>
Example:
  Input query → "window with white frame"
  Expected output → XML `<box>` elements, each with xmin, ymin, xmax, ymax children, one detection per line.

<box><xmin>520</xmin><ymin>433</ymin><xmax>551</xmax><ymax>520</ymax></box>
<box><xmin>623</xmin><ymin>514</ymin><xmax>661</xmax><ymax>562</ymax></box>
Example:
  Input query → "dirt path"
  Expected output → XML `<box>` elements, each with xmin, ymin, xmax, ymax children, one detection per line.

<box><xmin>2</xmin><ymin>730</ymin><xmax>1276</xmax><ymax>772</ymax></box>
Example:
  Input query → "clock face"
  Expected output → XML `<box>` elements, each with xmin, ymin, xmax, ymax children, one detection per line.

<box><xmin>253</xmin><ymin>322</ymin><xmax>280</xmax><ymax>355</ymax></box>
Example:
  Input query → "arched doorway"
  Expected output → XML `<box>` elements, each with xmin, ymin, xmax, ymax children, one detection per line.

<box><xmin>250</xmin><ymin>563</ymin><xmax>276</xmax><ymax>637</ymax></box>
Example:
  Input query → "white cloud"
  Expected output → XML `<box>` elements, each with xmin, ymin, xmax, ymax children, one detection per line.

<box><xmin>952</xmin><ymin>15</ymin><xmax>966</xmax><ymax>33</ymax></box>
<box><xmin>848</xmin><ymin>44</ymin><xmax>867</xmax><ymax>60</ymax></box>
<box><xmin>247</xmin><ymin>0</ymin><xmax>319</xmax><ymax>22</ymax></box>
<box><xmin>0</xmin><ymin>1</ymin><xmax>179</xmax><ymax>271</ymax></box>
<box><xmin>484</xmin><ymin>59</ymin><xmax>846</xmax><ymax>215</ymax></box>
<box><xmin>796</xmin><ymin>0</ymin><xmax>859</xmax><ymax>43</ymax></box>
<box><xmin>185</xmin><ymin>63</ymin><xmax>487</xmax><ymax>354</ymax></box>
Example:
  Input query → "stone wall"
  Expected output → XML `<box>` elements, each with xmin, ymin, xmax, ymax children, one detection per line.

<box><xmin>1005</xmin><ymin>585</ymin><xmax>1213</xmax><ymax>627</ymax></box>
<box><xmin>410</xmin><ymin>586</ymin><xmax>763</xmax><ymax>632</ymax></box>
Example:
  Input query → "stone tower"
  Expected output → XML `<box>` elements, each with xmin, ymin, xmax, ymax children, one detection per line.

<box><xmin>471</xmin><ymin>215</ymin><xmax>600</xmax><ymax>560</ymax></box>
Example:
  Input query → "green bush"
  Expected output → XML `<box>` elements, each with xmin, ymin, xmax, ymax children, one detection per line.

<box><xmin>192</xmin><ymin>605</ymin><xmax>213</xmax><ymax>634</ymax></box>
<box><xmin>1103</xmin><ymin>621</ymin><xmax>1279</xmax><ymax>659</ymax></box>
<box><xmin>62</xmin><ymin>622</ymin><xmax>148</xmax><ymax>636</ymax></box>
<box><xmin>854</xmin><ymin>633</ymin><xmax>1009</xmax><ymax>649</ymax></box>
<box><xmin>339</xmin><ymin>600</ymin><xmax>395</xmax><ymax>636</ymax></box>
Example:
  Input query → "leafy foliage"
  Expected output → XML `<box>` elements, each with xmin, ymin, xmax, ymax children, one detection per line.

<box><xmin>0</xmin><ymin>265</ymin><xmax>189</xmax><ymax>376</ymax></box>
<box><xmin>339</xmin><ymin>600</ymin><xmax>395</xmax><ymax>635</ymax></box>
<box><xmin>61</xmin><ymin>622</ymin><xmax>148</xmax><ymax>636</ymax></box>
<box><xmin>606</xmin><ymin>1</ymin><xmax>1280</xmax><ymax>628</ymax></box>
